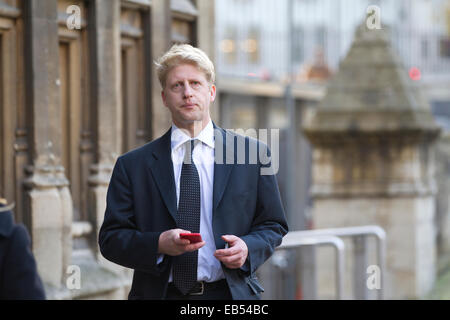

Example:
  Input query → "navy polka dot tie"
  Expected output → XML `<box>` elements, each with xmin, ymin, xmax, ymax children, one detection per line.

<box><xmin>173</xmin><ymin>139</ymin><xmax>201</xmax><ymax>295</ymax></box>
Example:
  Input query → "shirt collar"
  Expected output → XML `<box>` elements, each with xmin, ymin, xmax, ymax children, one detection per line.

<box><xmin>171</xmin><ymin>120</ymin><xmax>215</xmax><ymax>152</ymax></box>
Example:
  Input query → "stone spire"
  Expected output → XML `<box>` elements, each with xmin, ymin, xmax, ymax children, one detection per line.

<box><xmin>304</xmin><ymin>21</ymin><xmax>440</xmax><ymax>139</ymax></box>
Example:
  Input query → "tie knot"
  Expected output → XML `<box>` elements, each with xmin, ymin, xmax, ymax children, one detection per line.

<box><xmin>184</xmin><ymin>139</ymin><xmax>198</xmax><ymax>164</ymax></box>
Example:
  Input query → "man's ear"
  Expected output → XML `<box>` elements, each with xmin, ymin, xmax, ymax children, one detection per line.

<box><xmin>161</xmin><ymin>90</ymin><xmax>167</xmax><ymax>107</ymax></box>
<box><xmin>210</xmin><ymin>84</ymin><xmax>216</xmax><ymax>102</ymax></box>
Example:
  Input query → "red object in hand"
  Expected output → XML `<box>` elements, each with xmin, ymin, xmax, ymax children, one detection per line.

<box><xmin>180</xmin><ymin>233</ymin><xmax>203</xmax><ymax>243</ymax></box>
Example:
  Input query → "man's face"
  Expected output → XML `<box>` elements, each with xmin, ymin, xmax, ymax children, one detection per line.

<box><xmin>161</xmin><ymin>63</ymin><xmax>216</xmax><ymax>129</ymax></box>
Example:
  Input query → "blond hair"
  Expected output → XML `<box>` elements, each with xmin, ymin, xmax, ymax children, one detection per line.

<box><xmin>155</xmin><ymin>44</ymin><xmax>215</xmax><ymax>88</ymax></box>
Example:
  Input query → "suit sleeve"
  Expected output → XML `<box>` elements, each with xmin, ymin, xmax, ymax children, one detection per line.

<box><xmin>240</xmin><ymin>143</ymin><xmax>289</xmax><ymax>275</ymax></box>
<box><xmin>98</xmin><ymin>157</ymin><xmax>167</xmax><ymax>275</ymax></box>
<box><xmin>2</xmin><ymin>225</ymin><xmax>46</xmax><ymax>300</ymax></box>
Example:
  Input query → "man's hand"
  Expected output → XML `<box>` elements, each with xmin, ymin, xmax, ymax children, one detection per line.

<box><xmin>214</xmin><ymin>235</ymin><xmax>248</xmax><ymax>269</ymax></box>
<box><xmin>158</xmin><ymin>229</ymin><xmax>205</xmax><ymax>256</ymax></box>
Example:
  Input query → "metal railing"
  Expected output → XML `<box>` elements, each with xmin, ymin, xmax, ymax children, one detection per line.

<box><xmin>268</xmin><ymin>225</ymin><xmax>386</xmax><ymax>300</ymax></box>
<box><xmin>278</xmin><ymin>235</ymin><xmax>345</xmax><ymax>299</ymax></box>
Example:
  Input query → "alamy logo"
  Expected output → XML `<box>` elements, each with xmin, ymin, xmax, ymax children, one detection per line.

<box><xmin>366</xmin><ymin>265</ymin><xmax>381</xmax><ymax>290</ymax></box>
<box><xmin>66</xmin><ymin>265</ymin><xmax>81</xmax><ymax>290</ymax></box>
<box><xmin>366</xmin><ymin>5</ymin><xmax>381</xmax><ymax>30</ymax></box>
<box><xmin>66</xmin><ymin>5</ymin><xmax>81</xmax><ymax>30</ymax></box>
<box><xmin>171</xmin><ymin>127</ymin><xmax>280</xmax><ymax>176</ymax></box>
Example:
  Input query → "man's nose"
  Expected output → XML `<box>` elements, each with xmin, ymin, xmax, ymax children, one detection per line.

<box><xmin>183</xmin><ymin>81</ymin><xmax>193</xmax><ymax>97</ymax></box>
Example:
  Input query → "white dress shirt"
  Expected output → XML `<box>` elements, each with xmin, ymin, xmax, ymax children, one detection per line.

<box><xmin>159</xmin><ymin>120</ymin><xmax>225</xmax><ymax>283</ymax></box>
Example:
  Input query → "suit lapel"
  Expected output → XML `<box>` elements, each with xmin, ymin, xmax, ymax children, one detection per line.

<box><xmin>147</xmin><ymin>127</ymin><xmax>178</xmax><ymax>222</ymax></box>
<box><xmin>212</xmin><ymin>123</ymin><xmax>234</xmax><ymax>214</ymax></box>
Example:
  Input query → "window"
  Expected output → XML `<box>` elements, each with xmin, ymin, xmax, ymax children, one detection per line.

<box><xmin>221</xmin><ymin>26</ymin><xmax>238</xmax><ymax>64</ymax></box>
<box><xmin>421</xmin><ymin>38</ymin><xmax>429</xmax><ymax>59</ymax></box>
<box><xmin>440</xmin><ymin>37</ymin><xmax>450</xmax><ymax>58</ymax></box>
<box><xmin>432</xmin><ymin>100</ymin><xmax>450</xmax><ymax>130</ymax></box>
<box><xmin>315</xmin><ymin>26</ymin><xmax>327</xmax><ymax>51</ymax></box>
<box><xmin>245</xmin><ymin>27</ymin><xmax>260</xmax><ymax>64</ymax></box>
<box><xmin>292</xmin><ymin>26</ymin><xmax>305</xmax><ymax>64</ymax></box>
<box><xmin>171</xmin><ymin>0</ymin><xmax>197</xmax><ymax>45</ymax></box>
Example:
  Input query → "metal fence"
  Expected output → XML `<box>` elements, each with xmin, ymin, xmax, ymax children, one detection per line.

<box><xmin>260</xmin><ymin>225</ymin><xmax>386</xmax><ymax>300</ymax></box>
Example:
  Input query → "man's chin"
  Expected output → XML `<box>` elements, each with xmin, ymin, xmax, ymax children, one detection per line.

<box><xmin>180</xmin><ymin>113</ymin><xmax>203</xmax><ymax>122</ymax></box>
<box><xmin>176</xmin><ymin>117</ymin><xmax>204</xmax><ymax>126</ymax></box>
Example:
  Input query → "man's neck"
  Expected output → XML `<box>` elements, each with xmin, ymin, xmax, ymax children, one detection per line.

<box><xmin>174</xmin><ymin>118</ymin><xmax>210</xmax><ymax>138</ymax></box>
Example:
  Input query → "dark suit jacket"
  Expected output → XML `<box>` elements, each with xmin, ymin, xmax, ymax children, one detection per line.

<box><xmin>0</xmin><ymin>205</ymin><xmax>46</xmax><ymax>300</ymax></box>
<box><xmin>99</xmin><ymin>124</ymin><xmax>288</xmax><ymax>299</ymax></box>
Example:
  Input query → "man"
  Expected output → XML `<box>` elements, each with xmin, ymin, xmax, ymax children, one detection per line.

<box><xmin>0</xmin><ymin>199</ymin><xmax>46</xmax><ymax>299</ymax></box>
<box><xmin>99</xmin><ymin>44</ymin><xmax>288</xmax><ymax>300</ymax></box>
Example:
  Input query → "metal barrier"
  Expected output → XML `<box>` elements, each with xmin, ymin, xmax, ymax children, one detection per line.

<box><xmin>278</xmin><ymin>235</ymin><xmax>345</xmax><ymax>299</ymax></box>
<box><xmin>272</xmin><ymin>225</ymin><xmax>386</xmax><ymax>300</ymax></box>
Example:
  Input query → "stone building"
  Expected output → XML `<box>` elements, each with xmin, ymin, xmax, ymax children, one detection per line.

<box><xmin>0</xmin><ymin>0</ymin><xmax>216</xmax><ymax>299</ymax></box>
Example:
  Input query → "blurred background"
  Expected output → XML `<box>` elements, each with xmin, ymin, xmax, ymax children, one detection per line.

<box><xmin>0</xmin><ymin>0</ymin><xmax>449</xmax><ymax>299</ymax></box>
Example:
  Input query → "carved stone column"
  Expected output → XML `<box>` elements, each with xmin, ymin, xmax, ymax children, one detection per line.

<box><xmin>87</xmin><ymin>0</ymin><xmax>121</xmax><ymax>262</ymax></box>
<box><xmin>23</xmin><ymin>0</ymin><xmax>73</xmax><ymax>288</ymax></box>
<box><xmin>151</xmin><ymin>0</ymin><xmax>172</xmax><ymax>138</ymax></box>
